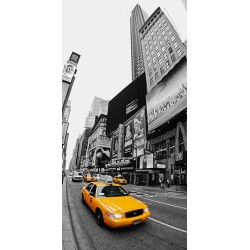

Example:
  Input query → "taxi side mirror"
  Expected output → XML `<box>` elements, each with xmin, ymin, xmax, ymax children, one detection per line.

<box><xmin>127</xmin><ymin>191</ymin><xmax>130</xmax><ymax>195</ymax></box>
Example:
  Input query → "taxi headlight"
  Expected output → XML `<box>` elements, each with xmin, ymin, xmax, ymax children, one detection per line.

<box><xmin>105</xmin><ymin>212</ymin><xmax>124</xmax><ymax>219</ymax></box>
<box><xmin>143</xmin><ymin>208</ymin><xmax>149</xmax><ymax>213</ymax></box>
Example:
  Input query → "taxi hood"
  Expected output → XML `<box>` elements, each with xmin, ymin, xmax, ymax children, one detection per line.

<box><xmin>99</xmin><ymin>196</ymin><xmax>147</xmax><ymax>213</ymax></box>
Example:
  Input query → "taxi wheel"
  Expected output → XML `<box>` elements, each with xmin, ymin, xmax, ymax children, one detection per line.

<box><xmin>81</xmin><ymin>194</ymin><xmax>85</xmax><ymax>204</ymax></box>
<box><xmin>95</xmin><ymin>209</ymin><xmax>104</xmax><ymax>226</ymax></box>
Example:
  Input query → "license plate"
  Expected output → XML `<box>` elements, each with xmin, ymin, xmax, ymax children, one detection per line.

<box><xmin>133</xmin><ymin>220</ymin><xmax>141</xmax><ymax>225</ymax></box>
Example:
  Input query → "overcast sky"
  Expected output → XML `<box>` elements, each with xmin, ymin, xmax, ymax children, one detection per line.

<box><xmin>63</xmin><ymin>0</ymin><xmax>187</xmax><ymax>167</ymax></box>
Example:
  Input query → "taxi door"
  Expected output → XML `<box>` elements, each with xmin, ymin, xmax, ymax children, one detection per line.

<box><xmin>83</xmin><ymin>183</ymin><xmax>94</xmax><ymax>207</ymax></box>
<box><xmin>89</xmin><ymin>184</ymin><xmax>97</xmax><ymax>211</ymax></box>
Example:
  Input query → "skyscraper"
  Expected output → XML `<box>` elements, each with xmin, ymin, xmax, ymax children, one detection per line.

<box><xmin>139</xmin><ymin>7</ymin><xmax>187</xmax><ymax>92</ymax></box>
<box><xmin>130</xmin><ymin>4</ymin><xmax>148</xmax><ymax>81</ymax></box>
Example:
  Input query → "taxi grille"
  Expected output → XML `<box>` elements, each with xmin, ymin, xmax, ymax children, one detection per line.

<box><xmin>125</xmin><ymin>209</ymin><xmax>143</xmax><ymax>218</ymax></box>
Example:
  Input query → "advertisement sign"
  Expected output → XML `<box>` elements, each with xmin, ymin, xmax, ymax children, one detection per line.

<box><xmin>69</xmin><ymin>52</ymin><xmax>81</xmax><ymax>65</ymax></box>
<box><xmin>95</xmin><ymin>147</ymin><xmax>110</xmax><ymax>165</ymax></box>
<box><xmin>62</xmin><ymin>61</ymin><xmax>76</xmax><ymax>83</ymax></box>
<box><xmin>139</xmin><ymin>154</ymin><xmax>153</xmax><ymax>169</ymax></box>
<box><xmin>123</xmin><ymin>119</ymin><xmax>133</xmax><ymax>157</ymax></box>
<box><xmin>118</xmin><ymin>124</ymin><xmax>124</xmax><ymax>159</ymax></box>
<box><xmin>133</xmin><ymin>107</ymin><xmax>146</xmax><ymax>157</ymax></box>
<box><xmin>126</xmin><ymin>99</ymin><xmax>138</xmax><ymax>114</ymax></box>
<box><xmin>112</xmin><ymin>129</ymin><xmax>119</xmax><ymax>159</ymax></box>
<box><xmin>62</xmin><ymin>52</ymin><xmax>81</xmax><ymax>83</ymax></box>
<box><xmin>146</xmin><ymin>57</ymin><xmax>187</xmax><ymax>131</ymax></box>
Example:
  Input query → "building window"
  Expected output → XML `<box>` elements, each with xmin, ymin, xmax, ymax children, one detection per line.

<box><xmin>146</xmin><ymin>50</ymin><xmax>149</xmax><ymax>55</ymax></box>
<box><xmin>171</xmin><ymin>54</ymin><xmax>176</xmax><ymax>63</ymax></box>
<box><xmin>171</xmin><ymin>35</ymin><xmax>175</xmax><ymax>41</ymax></box>
<box><xmin>148</xmin><ymin>62</ymin><xmax>151</xmax><ymax>68</ymax></box>
<box><xmin>165</xmin><ymin>60</ymin><xmax>170</xmax><ymax>68</ymax></box>
<box><xmin>150</xmin><ymin>45</ymin><xmax>153</xmax><ymax>50</ymax></box>
<box><xmin>159</xmin><ymin>40</ymin><xmax>163</xmax><ymax>46</ymax></box>
<box><xmin>162</xmin><ymin>30</ymin><xmax>165</xmax><ymax>35</ymax></box>
<box><xmin>149</xmin><ymin>68</ymin><xmax>152</xmax><ymax>77</ymax></box>
<box><xmin>152</xmin><ymin>35</ymin><xmax>155</xmax><ymax>40</ymax></box>
<box><xmin>159</xmin><ymin>58</ymin><xmax>162</xmax><ymax>65</ymax></box>
<box><xmin>169</xmin><ymin>30</ymin><xmax>172</xmax><ymax>35</ymax></box>
<box><xmin>151</xmin><ymin>50</ymin><xmax>154</xmax><ymax>55</ymax></box>
<box><xmin>157</xmin><ymin>51</ymin><xmax>160</xmax><ymax>57</ymax></box>
<box><xmin>177</xmin><ymin>48</ymin><xmax>182</xmax><ymax>57</ymax></box>
<box><xmin>158</xmin><ymin>35</ymin><xmax>161</xmax><ymax>40</ymax></box>
<box><xmin>154</xmin><ymin>141</ymin><xmax>167</xmax><ymax>160</ymax></box>
<box><xmin>164</xmin><ymin>35</ymin><xmax>168</xmax><ymax>41</ymax></box>
<box><xmin>160</xmin><ymin>66</ymin><xmax>164</xmax><ymax>74</ymax></box>
<box><xmin>155</xmin><ymin>46</ymin><xmax>159</xmax><ymax>51</ymax></box>
<box><xmin>174</xmin><ymin>41</ymin><xmax>178</xmax><ymax>48</ymax></box>
<box><xmin>163</xmin><ymin>52</ymin><xmax>168</xmax><ymax>60</ymax></box>
<box><xmin>155</xmin><ymin>71</ymin><xmax>159</xmax><ymax>80</ymax></box>
<box><xmin>162</xmin><ymin>46</ymin><xmax>165</xmax><ymax>52</ymax></box>
<box><xmin>152</xmin><ymin>57</ymin><xmax>156</xmax><ymax>62</ymax></box>
<box><xmin>160</xmin><ymin>26</ymin><xmax>163</xmax><ymax>30</ymax></box>
<box><xmin>166</xmin><ymin>40</ymin><xmax>170</xmax><ymax>47</ymax></box>
<box><xmin>147</xmin><ymin>55</ymin><xmax>150</xmax><ymax>61</ymax></box>
<box><xmin>153</xmin><ymin>63</ymin><xmax>157</xmax><ymax>71</ymax></box>
<box><xmin>150</xmin><ymin>77</ymin><xmax>153</xmax><ymax>85</ymax></box>
<box><xmin>168</xmin><ymin>47</ymin><xmax>173</xmax><ymax>54</ymax></box>
<box><xmin>156</xmin><ymin>31</ymin><xmax>159</xmax><ymax>36</ymax></box>
<box><xmin>154</xmin><ymin>40</ymin><xmax>157</xmax><ymax>45</ymax></box>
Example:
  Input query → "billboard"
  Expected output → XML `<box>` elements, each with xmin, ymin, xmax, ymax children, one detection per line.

<box><xmin>106</xmin><ymin>73</ymin><xmax>147</xmax><ymax>135</ymax></box>
<box><xmin>123</xmin><ymin>118</ymin><xmax>133</xmax><ymax>157</ymax></box>
<box><xmin>139</xmin><ymin>154</ymin><xmax>154</xmax><ymax>169</ymax></box>
<box><xmin>62</xmin><ymin>61</ymin><xmax>76</xmax><ymax>83</ymax></box>
<box><xmin>146</xmin><ymin>56</ymin><xmax>187</xmax><ymax>132</ymax></box>
<box><xmin>133</xmin><ymin>107</ymin><xmax>146</xmax><ymax>157</ymax></box>
<box><xmin>62</xmin><ymin>52</ymin><xmax>81</xmax><ymax>83</ymax></box>
<box><xmin>111</xmin><ymin>129</ymin><xmax>119</xmax><ymax>159</ymax></box>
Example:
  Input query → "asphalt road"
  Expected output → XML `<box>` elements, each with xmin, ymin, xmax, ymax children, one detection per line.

<box><xmin>66</xmin><ymin>177</ymin><xmax>187</xmax><ymax>250</ymax></box>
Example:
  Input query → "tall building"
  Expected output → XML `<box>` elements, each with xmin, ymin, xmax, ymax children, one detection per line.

<box><xmin>130</xmin><ymin>4</ymin><xmax>148</xmax><ymax>81</ymax></box>
<box><xmin>84</xmin><ymin>97</ymin><xmax>109</xmax><ymax>128</ymax></box>
<box><xmin>139</xmin><ymin>7</ymin><xmax>187</xmax><ymax>92</ymax></box>
<box><xmin>63</xmin><ymin>100</ymin><xmax>71</xmax><ymax>122</ymax></box>
<box><xmin>90</xmin><ymin>97</ymin><xmax>109</xmax><ymax>117</ymax></box>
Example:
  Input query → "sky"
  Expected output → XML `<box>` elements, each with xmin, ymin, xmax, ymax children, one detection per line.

<box><xmin>63</xmin><ymin>0</ymin><xmax>187</xmax><ymax>168</ymax></box>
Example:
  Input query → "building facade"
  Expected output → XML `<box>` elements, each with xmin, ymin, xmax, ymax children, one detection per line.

<box><xmin>130</xmin><ymin>4</ymin><xmax>148</xmax><ymax>81</ymax></box>
<box><xmin>139</xmin><ymin>7</ymin><xmax>187</xmax><ymax>92</ymax></box>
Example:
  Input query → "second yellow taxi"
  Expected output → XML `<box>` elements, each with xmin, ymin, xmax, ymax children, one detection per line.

<box><xmin>113</xmin><ymin>175</ymin><xmax>127</xmax><ymax>184</ymax></box>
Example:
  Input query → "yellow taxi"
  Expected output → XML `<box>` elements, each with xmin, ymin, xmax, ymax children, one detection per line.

<box><xmin>81</xmin><ymin>181</ymin><xmax>150</xmax><ymax>228</ymax></box>
<box><xmin>113</xmin><ymin>175</ymin><xmax>127</xmax><ymax>184</ymax></box>
<box><xmin>84</xmin><ymin>174</ymin><xmax>95</xmax><ymax>182</ymax></box>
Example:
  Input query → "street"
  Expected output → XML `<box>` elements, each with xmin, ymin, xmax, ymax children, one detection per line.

<box><xmin>66</xmin><ymin>177</ymin><xmax>187</xmax><ymax>250</ymax></box>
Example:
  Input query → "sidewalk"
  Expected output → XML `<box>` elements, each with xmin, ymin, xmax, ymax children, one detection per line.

<box><xmin>127</xmin><ymin>183</ymin><xmax>187</xmax><ymax>193</ymax></box>
<box><xmin>62</xmin><ymin>177</ymin><xmax>78</xmax><ymax>250</ymax></box>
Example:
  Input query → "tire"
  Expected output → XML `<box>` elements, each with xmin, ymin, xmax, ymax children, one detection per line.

<box><xmin>95</xmin><ymin>209</ymin><xmax>104</xmax><ymax>226</ymax></box>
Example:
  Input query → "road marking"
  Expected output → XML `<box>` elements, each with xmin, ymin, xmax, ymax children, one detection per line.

<box><xmin>132</xmin><ymin>195</ymin><xmax>187</xmax><ymax>210</ymax></box>
<box><xmin>149</xmin><ymin>217</ymin><xmax>187</xmax><ymax>233</ymax></box>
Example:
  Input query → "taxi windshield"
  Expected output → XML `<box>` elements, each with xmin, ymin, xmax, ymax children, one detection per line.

<box><xmin>97</xmin><ymin>186</ymin><xmax>129</xmax><ymax>197</ymax></box>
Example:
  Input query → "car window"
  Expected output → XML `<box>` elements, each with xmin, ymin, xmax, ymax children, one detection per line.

<box><xmin>90</xmin><ymin>184</ymin><xmax>97</xmax><ymax>195</ymax></box>
<box><xmin>97</xmin><ymin>186</ymin><xmax>128</xmax><ymax>197</ymax></box>
<box><xmin>86</xmin><ymin>183</ymin><xmax>94</xmax><ymax>192</ymax></box>
<box><xmin>77</xmin><ymin>173</ymin><xmax>82</xmax><ymax>175</ymax></box>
